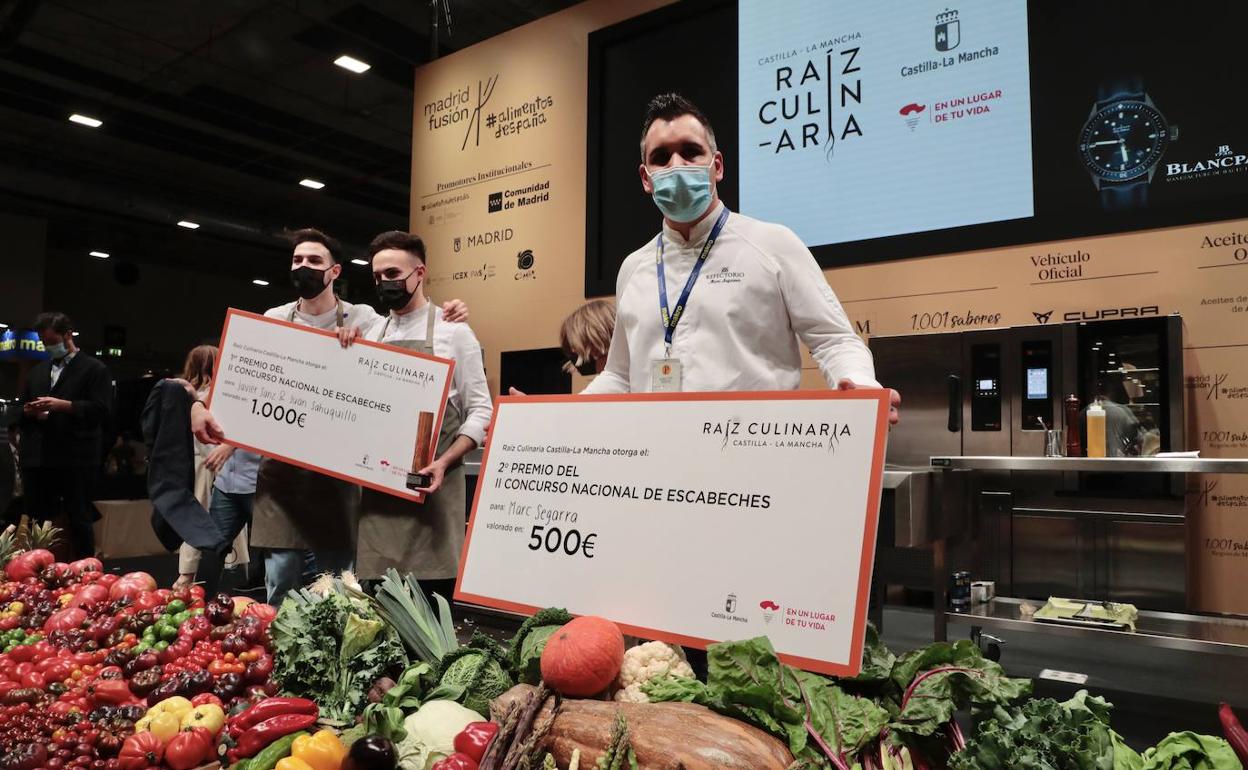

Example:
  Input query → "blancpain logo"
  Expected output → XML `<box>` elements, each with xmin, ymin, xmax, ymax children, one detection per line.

<box><xmin>1166</xmin><ymin>144</ymin><xmax>1248</xmax><ymax>181</ymax></box>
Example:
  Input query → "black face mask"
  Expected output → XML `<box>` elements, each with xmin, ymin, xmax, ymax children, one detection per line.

<box><xmin>376</xmin><ymin>270</ymin><xmax>419</xmax><ymax>312</ymax></box>
<box><xmin>570</xmin><ymin>355</ymin><xmax>597</xmax><ymax>376</ymax></box>
<box><xmin>290</xmin><ymin>265</ymin><xmax>330</xmax><ymax>300</ymax></box>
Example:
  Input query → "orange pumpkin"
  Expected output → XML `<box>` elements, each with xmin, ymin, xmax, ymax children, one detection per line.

<box><xmin>540</xmin><ymin>616</ymin><xmax>625</xmax><ymax>697</ymax></box>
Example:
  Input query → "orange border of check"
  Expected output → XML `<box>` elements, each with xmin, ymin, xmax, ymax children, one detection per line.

<box><xmin>454</xmin><ymin>389</ymin><xmax>889</xmax><ymax>677</ymax></box>
<box><xmin>205</xmin><ymin>308</ymin><xmax>456</xmax><ymax>503</ymax></box>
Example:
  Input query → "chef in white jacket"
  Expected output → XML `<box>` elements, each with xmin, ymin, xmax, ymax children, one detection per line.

<box><xmin>582</xmin><ymin>93</ymin><xmax>899</xmax><ymax>424</ymax></box>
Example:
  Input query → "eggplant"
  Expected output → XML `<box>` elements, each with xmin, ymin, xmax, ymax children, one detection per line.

<box><xmin>128</xmin><ymin>669</ymin><xmax>162</xmax><ymax>697</ymax></box>
<box><xmin>342</xmin><ymin>736</ymin><xmax>396</xmax><ymax>770</ymax></box>
<box><xmin>221</xmin><ymin>634</ymin><xmax>249</xmax><ymax>655</ymax></box>
<box><xmin>145</xmin><ymin>677</ymin><xmax>182</xmax><ymax>708</ymax></box>
<box><xmin>186</xmin><ymin>669</ymin><xmax>213</xmax><ymax>695</ymax></box>
<box><xmin>205</xmin><ymin>602</ymin><xmax>233</xmax><ymax>626</ymax></box>
<box><xmin>118</xmin><ymin>704</ymin><xmax>147</xmax><ymax>722</ymax></box>
<box><xmin>212</xmin><ymin>672</ymin><xmax>244</xmax><ymax>701</ymax></box>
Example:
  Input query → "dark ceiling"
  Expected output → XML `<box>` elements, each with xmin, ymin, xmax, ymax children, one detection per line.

<box><xmin>0</xmin><ymin>0</ymin><xmax>580</xmax><ymax>286</ymax></box>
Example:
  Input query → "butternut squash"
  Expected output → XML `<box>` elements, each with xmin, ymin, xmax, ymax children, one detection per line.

<box><xmin>492</xmin><ymin>684</ymin><xmax>793</xmax><ymax>770</ymax></box>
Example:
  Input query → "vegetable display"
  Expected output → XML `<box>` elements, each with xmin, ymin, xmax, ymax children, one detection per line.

<box><xmin>4</xmin><ymin>535</ymin><xmax>1242</xmax><ymax>770</ymax></box>
<box><xmin>270</xmin><ymin>585</ymin><xmax>407</xmax><ymax>725</ymax></box>
<box><xmin>0</xmin><ymin>526</ymin><xmax>283</xmax><ymax>770</ymax></box>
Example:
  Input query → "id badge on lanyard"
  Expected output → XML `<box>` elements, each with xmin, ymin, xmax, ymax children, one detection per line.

<box><xmin>652</xmin><ymin>208</ymin><xmax>729</xmax><ymax>392</ymax></box>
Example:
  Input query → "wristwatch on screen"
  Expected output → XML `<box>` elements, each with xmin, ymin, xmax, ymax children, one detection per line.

<box><xmin>1077</xmin><ymin>77</ymin><xmax>1178</xmax><ymax>211</ymax></box>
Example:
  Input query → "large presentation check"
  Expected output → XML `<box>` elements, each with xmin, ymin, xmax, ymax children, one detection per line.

<box><xmin>208</xmin><ymin>309</ymin><xmax>455</xmax><ymax>502</ymax></box>
<box><xmin>457</xmin><ymin>391</ymin><xmax>889</xmax><ymax>676</ymax></box>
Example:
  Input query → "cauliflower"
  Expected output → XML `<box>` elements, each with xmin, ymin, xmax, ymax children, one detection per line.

<box><xmin>613</xmin><ymin>641</ymin><xmax>695</xmax><ymax>703</ymax></box>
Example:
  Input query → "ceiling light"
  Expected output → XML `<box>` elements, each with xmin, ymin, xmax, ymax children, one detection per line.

<box><xmin>72</xmin><ymin>332</ymin><xmax>80</xmax><ymax>337</ymax></box>
<box><xmin>88</xmin><ymin>251</ymin><xmax>110</xmax><ymax>259</ymax></box>
<box><xmin>68</xmin><ymin>113</ymin><xmax>103</xmax><ymax>128</ymax></box>
<box><xmin>351</xmin><ymin>258</ymin><xmax>368</xmax><ymax>266</ymax></box>
<box><xmin>0</xmin><ymin>323</ymin><xmax>8</xmax><ymax>329</ymax></box>
<box><xmin>177</xmin><ymin>220</ymin><xmax>200</xmax><ymax>229</ymax></box>
<box><xmin>252</xmin><ymin>279</ymin><xmax>270</xmax><ymax>286</ymax></box>
<box><xmin>299</xmin><ymin>178</ymin><xmax>325</xmax><ymax>190</ymax></box>
<box><xmin>334</xmin><ymin>55</ymin><xmax>371</xmax><ymax>74</ymax></box>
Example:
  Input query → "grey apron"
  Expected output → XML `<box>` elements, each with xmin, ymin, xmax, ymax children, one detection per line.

<box><xmin>356</xmin><ymin>304</ymin><xmax>466</xmax><ymax>580</ymax></box>
<box><xmin>250</xmin><ymin>300</ymin><xmax>361</xmax><ymax>551</ymax></box>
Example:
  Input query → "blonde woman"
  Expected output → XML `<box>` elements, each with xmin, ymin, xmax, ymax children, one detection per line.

<box><xmin>560</xmin><ymin>299</ymin><xmax>616</xmax><ymax>376</ymax></box>
<box><xmin>172</xmin><ymin>345</ymin><xmax>250</xmax><ymax>590</ymax></box>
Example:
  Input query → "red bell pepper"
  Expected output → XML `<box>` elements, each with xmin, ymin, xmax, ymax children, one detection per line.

<box><xmin>87</xmin><ymin>678</ymin><xmax>132</xmax><ymax>705</ymax></box>
<box><xmin>453</xmin><ymin>722</ymin><xmax>499</xmax><ymax>764</ymax></box>
<box><xmin>431</xmin><ymin>754</ymin><xmax>478</xmax><ymax>770</ymax></box>
<box><xmin>1220</xmin><ymin>703</ymin><xmax>1248</xmax><ymax>764</ymax></box>
<box><xmin>234</xmin><ymin>713</ymin><xmax>319</xmax><ymax>759</ymax></box>
<box><xmin>228</xmin><ymin>697</ymin><xmax>318</xmax><ymax>736</ymax></box>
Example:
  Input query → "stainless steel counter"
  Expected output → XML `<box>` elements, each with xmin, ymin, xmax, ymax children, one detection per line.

<box><xmin>930</xmin><ymin>455</ymin><xmax>1248</xmax><ymax>474</ymax></box>
<box><xmin>947</xmin><ymin>597</ymin><xmax>1248</xmax><ymax>657</ymax></box>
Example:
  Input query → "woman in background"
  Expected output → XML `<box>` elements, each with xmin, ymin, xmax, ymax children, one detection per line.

<box><xmin>172</xmin><ymin>345</ymin><xmax>250</xmax><ymax>589</ymax></box>
<box><xmin>559</xmin><ymin>298</ymin><xmax>615</xmax><ymax>376</ymax></box>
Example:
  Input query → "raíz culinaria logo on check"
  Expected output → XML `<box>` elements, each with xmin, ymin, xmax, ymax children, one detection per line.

<box><xmin>703</xmin><ymin>417</ymin><xmax>851</xmax><ymax>452</ymax></box>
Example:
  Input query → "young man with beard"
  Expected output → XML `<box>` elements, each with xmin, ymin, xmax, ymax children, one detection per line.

<box><xmin>339</xmin><ymin>231</ymin><xmax>491</xmax><ymax>598</ymax></box>
<box><xmin>191</xmin><ymin>228</ymin><xmax>469</xmax><ymax>602</ymax></box>
<box><xmin>581</xmin><ymin>94</ymin><xmax>900</xmax><ymax>424</ymax></box>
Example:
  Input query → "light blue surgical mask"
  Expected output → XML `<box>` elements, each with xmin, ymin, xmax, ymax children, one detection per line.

<box><xmin>649</xmin><ymin>161</ymin><xmax>714</xmax><ymax>223</ymax></box>
<box><xmin>45</xmin><ymin>342</ymin><xmax>68</xmax><ymax>360</ymax></box>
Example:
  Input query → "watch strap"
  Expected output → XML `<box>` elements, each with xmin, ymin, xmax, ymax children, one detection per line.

<box><xmin>1096</xmin><ymin>75</ymin><xmax>1144</xmax><ymax>106</ymax></box>
<box><xmin>1100</xmin><ymin>181</ymin><xmax>1149</xmax><ymax>211</ymax></box>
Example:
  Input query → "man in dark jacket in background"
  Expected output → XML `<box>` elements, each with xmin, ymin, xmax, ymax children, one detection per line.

<box><xmin>19</xmin><ymin>312</ymin><xmax>112</xmax><ymax>558</ymax></box>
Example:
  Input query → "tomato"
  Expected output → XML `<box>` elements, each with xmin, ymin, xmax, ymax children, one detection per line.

<box><xmin>108</xmin><ymin>573</ymin><xmax>156</xmax><ymax>602</ymax></box>
<box><xmin>165</xmin><ymin>727</ymin><xmax>213</xmax><ymax>770</ymax></box>
<box><xmin>69</xmin><ymin>558</ymin><xmax>103</xmax><ymax>576</ymax></box>
<box><xmin>44</xmin><ymin>660</ymin><xmax>73</xmax><ymax>682</ymax></box>
<box><xmin>14</xmin><ymin>662</ymin><xmax>34</xmax><ymax>679</ymax></box>
<box><xmin>134</xmin><ymin>592</ymin><xmax>164</xmax><ymax>612</ymax></box>
<box><xmin>7</xmin><ymin>644</ymin><xmax>35</xmax><ymax>662</ymax></box>
<box><xmin>97</xmin><ymin>574</ymin><xmax>119</xmax><ymax>588</ymax></box>
<box><xmin>69</xmin><ymin>584</ymin><xmax>110</xmax><ymax>609</ymax></box>
<box><xmin>207</xmin><ymin>659</ymin><xmax>245</xmax><ymax>676</ymax></box>
<box><xmin>44</xmin><ymin>607</ymin><xmax>89</xmax><ymax>634</ymax></box>
<box><xmin>117</xmin><ymin>732</ymin><xmax>163</xmax><ymax>770</ymax></box>
<box><xmin>22</xmin><ymin>670</ymin><xmax>46</xmax><ymax>689</ymax></box>
<box><xmin>241</xmin><ymin>603</ymin><xmax>277</xmax><ymax>626</ymax></box>
<box><xmin>190</xmin><ymin>693</ymin><xmax>223</xmax><ymax>709</ymax></box>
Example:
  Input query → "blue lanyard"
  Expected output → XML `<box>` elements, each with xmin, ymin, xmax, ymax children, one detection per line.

<box><xmin>656</xmin><ymin>207</ymin><xmax>730</xmax><ymax>352</ymax></box>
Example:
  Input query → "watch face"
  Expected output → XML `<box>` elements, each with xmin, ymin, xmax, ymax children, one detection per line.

<box><xmin>1079</xmin><ymin>101</ymin><xmax>1172</xmax><ymax>181</ymax></box>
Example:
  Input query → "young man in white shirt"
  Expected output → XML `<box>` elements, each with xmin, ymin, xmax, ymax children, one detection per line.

<box><xmin>582</xmin><ymin>93</ymin><xmax>900</xmax><ymax>424</ymax></box>
<box><xmin>191</xmin><ymin>228</ymin><xmax>470</xmax><ymax>603</ymax></box>
<box><xmin>340</xmin><ymin>231</ymin><xmax>492</xmax><ymax>598</ymax></box>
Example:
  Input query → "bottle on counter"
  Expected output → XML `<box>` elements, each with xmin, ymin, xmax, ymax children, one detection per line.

<box><xmin>1064</xmin><ymin>394</ymin><xmax>1082</xmax><ymax>457</ymax></box>
<box><xmin>1086</xmin><ymin>399</ymin><xmax>1107</xmax><ymax>458</ymax></box>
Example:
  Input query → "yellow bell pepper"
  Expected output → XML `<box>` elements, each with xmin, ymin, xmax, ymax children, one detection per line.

<box><xmin>148</xmin><ymin>711</ymin><xmax>181</xmax><ymax>743</ymax></box>
<box><xmin>311</xmin><ymin>730</ymin><xmax>346</xmax><ymax>765</ymax></box>
<box><xmin>182</xmin><ymin>703</ymin><xmax>226</xmax><ymax>734</ymax></box>
<box><xmin>152</xmin><ymin>696</ymin><xmax>194</xmax><ymax>719</ymax></box>
<box><xmin>276</xmin><ymin>757</ymin><xmax>315</xmax><ymax>770</ymax></box>
<box><xmin>291</xmin><ymin>731</ymin><xmax>343</xmax><ymax>770</ymax></box>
